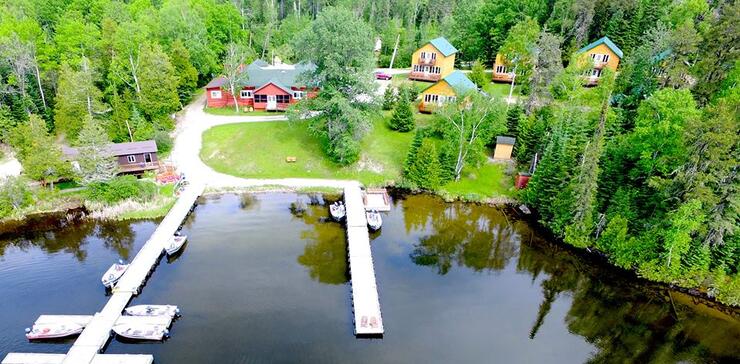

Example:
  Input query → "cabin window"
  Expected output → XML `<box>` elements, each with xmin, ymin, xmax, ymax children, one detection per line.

<box><xmin>144</xmin><ymin>153</ymin><xmax>152</xmax><ymax>163</ymax></box>
<box><xmin>424</xmin><ymin>94</ymin><xmax>439</xmax><ymax>103</ymax></box>
<box><xmin>591</xmin><ymin>53</ymin><xmax>609</xmax><ymax>63</ymax></box>
<box><xmin>254</xmin><ymin>94</ymin><xmax>267</xmax><ymax>103</ymax></box>
<box><xmin>448</xmin><ymin>96</ymin><xmax>457</xmax><ymax>103</ymax></box>
<box><xmin>127</xmin><ymin>155</ymin><xmax>136</xmax><ymax>163</ymax></box>
<box><xmin>210</xmin><ymin>90</ymin><xmax>222</xmax><ymax>99</ymax></box>
<box><xmin>276</xmin><ymin>95</ymin><xmax>290</xmax><ymax>103</ymax></box>
<box><xmin>496</xmin><ymin>65</ymin><xmax>507</xmax><ymax>74</ymax></box>
<box><xmin>603</xmin><ymin>54</ymin><xmax>609</xmax><ymax>63</ymax></box>
<box><xmin>430</xmin><ymin>52</ymin><xmax>436</xmax><ymax>59</ymax></box>
<box><xmin>591</xmin><ymin>69</ymin><xmax>602</xmax><ymax>77</ymax></box>
<box><xmin>293</xmin><ymin>91</ymin><xmax>304</xmax><ymax>99</ymax></box>
<box><xmin>240</xmin><ymin>90</ymin><xmax>253</xmax><ymax>98</ymax></box>
<box><xmin>420</xmin><ymin>51</ymin><xmax>426</xmax><ymax>59</ymax></box>
<box><xmin>431</xmin><ymin>66</ymin><xmax>441</xmax><ymax>74</ymax></box>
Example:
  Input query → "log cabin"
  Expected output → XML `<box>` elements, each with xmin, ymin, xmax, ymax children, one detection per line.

<box><xmin>62</xmin><ymin>140</ymin><xmax>159</xmax><ymax>175</ymax></box>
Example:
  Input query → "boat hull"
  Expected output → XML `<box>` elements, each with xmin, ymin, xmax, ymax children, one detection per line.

<box><xmin>26</xmin><ymin>323</ymin><xmax>84</xmax><ymax>340</ymax></box>
<box><xmin>113</xmin><ymin>324</ymin><xmax>168</xmax><ymax>341</ymax></box>
<box><xmin>102</xmin><ymin>263</ymin><xmax>129</xmax><ymax>288</ymax></box>
<box><xmin>125</xmin><ymin>305</ymin><xmax>180</xmax><ymax>318</ymax></box>
<box><xmin>165</xmin><ymin>235</ymin><xmax>187</xmax><ymax>256</ymax></box>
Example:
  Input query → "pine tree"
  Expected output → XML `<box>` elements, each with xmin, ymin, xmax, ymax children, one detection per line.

<box><xmin>389</xmin><ymin>93</ymin><xmax>415</xmax><ymax>132</ymax></box>
<box><xmin>437</xmin><ymin>142</ymin><xmax>457</xmax><ymax>184</ymax></box>
<box><xmin>403</xmin><ymin>130</ymin><xmax>425</xmax><ymax>175</ymax></box>
<box><xmin>405</xmin><ymin>139</ymin><xmax>441</xmax><ymax>190</ymax></box>
<box><xmin>382</xmin><ymin>86</ymin><xmax>396</xmax><ymax>110</ymax></box>
<box><xmin>75</xmin><ymin>116</ymin><xmax>118</xmax><ymax>185</ymax></box>
<box><xmin>506</xmin><ymin>105</ymin><xmax>524</xmax><ymax>138</ymax></box>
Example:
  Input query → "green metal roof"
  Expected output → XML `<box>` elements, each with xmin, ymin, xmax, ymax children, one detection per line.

<box><xmin>577</xmin><ymin>36</ymin><xmax>624</xmax><ymax>59</ymax></box>
<box><xmin>428</xmin><ymin>37</ymin><xmax>458</xmax><ymax>57</ymax></box>
<box><xmin>442</xmin><ymin>70</ymin><xmax>477</xmax><ymax>95</ymax></box>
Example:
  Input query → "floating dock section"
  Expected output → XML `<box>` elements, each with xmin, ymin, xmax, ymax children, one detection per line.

<box><xmin>3</xmin><ymin>182</ymin><xmax>204</xmax><ymax>364</ymax></box>
<box><xmin>344</xmin><ymin>186</ymin><xmax>384</xmax><ymax>336</ymax></box>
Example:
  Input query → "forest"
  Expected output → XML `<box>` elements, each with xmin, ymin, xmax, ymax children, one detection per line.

<box><xmin>0</xmin><ymin>0</ymin><xmax>737</xmax><ymax>304</ymax></box>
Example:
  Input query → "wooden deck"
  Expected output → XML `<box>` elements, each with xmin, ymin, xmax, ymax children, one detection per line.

<box><xmin>344</xmin><ymin>186</ymin><xmax>384</xmax><ymax>336</ymax></box>
<box><xmin>3</xmin><ymin>182</ymin><xmax>204</xmax><ymax>364</ymax></box>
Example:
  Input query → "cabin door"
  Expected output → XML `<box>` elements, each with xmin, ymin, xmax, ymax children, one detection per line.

<box><xmin>144</xmin><ymin>153</ymin><xmax>152</xmax><ymax>163</ymax></box>
<box><xmin>267</xmin><ymin>95</ymin><xmax>277</xmax><ymax>110</ymax></box>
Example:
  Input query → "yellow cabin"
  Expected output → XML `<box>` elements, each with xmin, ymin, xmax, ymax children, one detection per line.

<box><xmin>409</xmin><ymin>37</ymin><xmax>458</xmax><ymax>82</ymax></box>
<box><xmin>418</xmin><ymin>70</ymin><xmax>477</xmax><ymax>113</ymax></box>
<box><xmin>576</xmin><ymin>36</ymin><xmax>623</xmax><ymax>86</ymax></box>
<box><xmin>492</xmin><ymin>53</ymin><xmax>515</xmax><ymax>83</ymax></box>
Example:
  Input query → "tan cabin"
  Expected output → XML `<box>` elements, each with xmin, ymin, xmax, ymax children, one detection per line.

<box><xmin>409</xmin><ymin>37</ymin><xmax>458</xmax><ymax>82</ymax></box>
<box><xmin>492</xmin><ymin>54</ymin><xmax>515</xmax><ymax>83</ymax></box>
<box><xmin>576</xmin><ymin>36</ymin><xmax>623</xmax><ymax>86</ymax></box>
<box><xmin>493</xmin><ymin>136</ymin><xmax>515</xmax><ymax>160</ymax></box>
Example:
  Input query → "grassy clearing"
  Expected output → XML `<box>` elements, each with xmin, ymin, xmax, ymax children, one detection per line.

<box><xmin>483</xmin><ymin>82</ymin><xmax>521</xmax><ymax>99</ymax></box>
<box><xmin>203</xmin><ymin>107</ymin><xmax>281</xmax><ymax>117</ymax></box>
<box><xmin>201</xmin><ymin>113</ymin><xmax>420</xmax><ymax>186</ymax></box>
<box><xmin>201</xmin><ymin>111</ymin><xmax>515</xmax><ymax>199</ymax></box>
<box><xmin>440</xmin><ymin>162</ymin><xmax>515</xmax><ymax>200</ymax></box>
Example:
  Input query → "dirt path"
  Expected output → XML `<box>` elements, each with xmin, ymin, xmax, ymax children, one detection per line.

<box><xmin>170</xmin><ymin>95</ymin><xmax>360</xmax><ymax>190</ymax></box>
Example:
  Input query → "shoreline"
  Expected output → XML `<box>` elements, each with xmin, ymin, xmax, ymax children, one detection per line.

<box><xmin>1</xmin><ymin>185</ymin><xmax>737</xmax><ymax>311</ymax></box>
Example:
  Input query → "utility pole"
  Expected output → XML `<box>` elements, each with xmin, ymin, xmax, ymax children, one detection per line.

<box><xmin>388</xmin><ymin>33</ymin><xmax>400</xmax><ymax>70</ymax></box>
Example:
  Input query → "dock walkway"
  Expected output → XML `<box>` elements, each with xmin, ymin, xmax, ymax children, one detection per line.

<box><xmin>344</xmin><ymin>186</ymin><xmax>384</xmax><ymax>335</ymax></box>
<box><xmin>2</xmin><ymin>182</ymin><xmax>204</xmax><ymax>364</ymax></box>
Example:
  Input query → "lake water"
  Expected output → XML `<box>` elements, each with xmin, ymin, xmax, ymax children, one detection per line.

<box><xmin>1</xmin><ymin>193</ymin><xmax>738</xmax><ymax>363</ymax></box>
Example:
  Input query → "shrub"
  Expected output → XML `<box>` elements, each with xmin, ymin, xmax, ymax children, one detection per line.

<box><xmin>382</xmin><ymin>87</ymin><xmax>396</xmax><ymax>110</ymax></box>
<box><xmin>154</xmin><ymin>130</ymin><xmax>173</xmax><ymax>154</ymax></box>
<box><xmin>469</xmin><ymin>59</ymin><xmax>488</xmax><ymax>88</ymax></box>
<box><xmin>86</xmin><ymin>175</ymin><xmax>157</xmax><ymax>204</ymax></box>
<box><xmin>388</xmin><ymin>93</ymin><xmax>415</xmax><ymax>132</ymax></box>
<box><xmin>0</xmin><ymin>176</ymin><xmax>33</xmax><ymax>218</ymax></box>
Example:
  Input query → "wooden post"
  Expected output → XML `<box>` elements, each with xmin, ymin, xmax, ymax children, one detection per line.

<box><xmin>388</xmin><ymin>33</ymin><xmax>400</xmax><ymax>70</ymax></box>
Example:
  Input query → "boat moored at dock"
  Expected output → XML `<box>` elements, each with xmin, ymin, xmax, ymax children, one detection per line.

<box><xmin>164</xmin><ymin>235</ymin><xmax>187</xmax><ymax>256</ymax></box>
<box><xmin>124</xmin><ymin>305</ymin><xmax>180</xmax><ymax>318</ymax></box>
<box><xmin>25</xmin><ymin>323</ymin><xmax>84</xmax><ymax>340</ymax></box>
<box><xmin>366</xmin><ymin>210</ymin><xmax>382</xmax><ymax>231</ymax></box>
<box><xmin>329</xmin><ymin>201</ymin><xmax>346</xmax><ymax>221</ymax></box>
<box><xmin>101</xmin><ymin>262</ymin><xmax>129</xmax><ymax>288</ymax></box>
<box><xmin>112</xmin><ymin>323</ymin><xmax>169</xmax><ymax>341</ymax></box>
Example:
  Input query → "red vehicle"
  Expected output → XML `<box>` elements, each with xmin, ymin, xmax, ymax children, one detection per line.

<box><xmin>374</xmin><ymin>72</ymin><xmax>392</xmax><ymax>80</ymax></box>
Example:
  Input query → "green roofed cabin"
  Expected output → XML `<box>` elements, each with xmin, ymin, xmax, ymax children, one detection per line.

<box><xmin>418</xmin><ymin>70</ymin><xmax>477</xmax><ymax>113</ymax></box>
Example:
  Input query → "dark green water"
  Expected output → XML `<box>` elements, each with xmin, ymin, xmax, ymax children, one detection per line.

<box><xmin>1</xmin><ymin>193</ymin><xmax>738</xmax><ymax>363</ymax></box>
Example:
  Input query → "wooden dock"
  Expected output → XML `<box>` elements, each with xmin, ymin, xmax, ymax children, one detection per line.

<box><xmin>344</xmin><ymin>186</ymin><xmax>384</xmax><ymax>336</ymax></box>
<box><xmin>2</xmin><ymin>182</ymin><xmax>204</xmax><ymax>364</ymax></box>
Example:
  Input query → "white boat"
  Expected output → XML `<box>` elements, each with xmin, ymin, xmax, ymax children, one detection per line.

<box><xmin>101</xmin><ymin>261</ymin><xmax>129</xmax><ymax>288</ymax></box>
<box><xmin>366</xmin><ymin>210</ymin><xmax>382</xmax><ymax>231</ymax></box>
<box><xmin>164</xmin><ymin>235</ymin><xmax>187</xmax><ymax>256</ymax></box>
<box><xmin>329</xmin><ymin>201</ymin><xmax>346</xmax><ymax>221</ymax></box>
<box><xmin>25</xmin><ymin>323</ymin><xmax>84</xmax><ymax>340</ymax></box>
<box><xmin>113</xmin><ymin>323</ymin><xmax>169</xmax><ymax>341</ymax></box>
<box><xmin>125</xmin><ymin>305</ymin><xmax>180</xmax><ymax>318</ymax></box>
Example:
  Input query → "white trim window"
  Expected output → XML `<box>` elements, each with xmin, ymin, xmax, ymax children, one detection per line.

<box><xmin>293</xmin><ymin>91</ymin><xmax>304</xmax><ymax>99</ymax></box>
<box><xmin>496</xmin><ymin>65</ymin><xmax>507</xmax><ymax>74</ymax></box>
<box><xmin>431</xmin><ymin>66</ymin><xmax>441</xmax><ymax>74</ymax></box>
<box><xmin>591</xmin><ymin>53</ymin><xmax>610</xmax><ymax>63</ymax></box>
<box><xmin>447</xmin><ymin>96</ymin><xmax>457</xmax><ymax>103</ymax></box>
<box><xmin>240</xmin><ymin>90</ymin><xmax>253</xmax><ymax>99</ymax></box>
<box><xmin>127</xmin><ymin>155</ymin><xmax>136</xmax><ymax>163</ymax></box>
<box><xmin>210</xmin><ymin>90</ymin><xmax>222</xmax><ymax>99</ymax></box>
<box><xmin>591</xmin><ymin>68</ymin><xmax>603</xmax><ymax>78</ymax></box>
<box><xmin>420</xmin><ymin>51</ymin><xmax>427</xmax><ymax>59</ymax></box>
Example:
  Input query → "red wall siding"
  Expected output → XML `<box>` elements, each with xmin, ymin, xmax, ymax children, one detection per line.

<box><xmin>206</xmin><ymin>84</ymin><xmax>318</xmax><ymax>110</ymax></box>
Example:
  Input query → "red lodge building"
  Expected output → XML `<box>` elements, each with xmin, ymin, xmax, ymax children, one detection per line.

<box><xmin>205</xmin><ymin>60</ymin><xmax>317</xmax><ymax>111</ymax></box>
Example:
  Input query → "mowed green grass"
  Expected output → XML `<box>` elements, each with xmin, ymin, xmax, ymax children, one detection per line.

<box><xmin>201</xmin><ymin>116</ymin><xmax>415</xmax><ymax>186</ymax></box>
<box><xmin>201</xmin><ymin>112</ymin><xmax>514</xmax><ymax>198</ymax></box>
<box><xmin>204</xmin><ymin>107</ymin><xmax>280</xmax><ymax>117</ymax></box>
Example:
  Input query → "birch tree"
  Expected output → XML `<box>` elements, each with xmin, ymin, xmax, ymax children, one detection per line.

<box><xmin>222</xmin><ymin>42</ymin><xmax>253</xmax><ymax>113</ymax></box>
<box><xmin>437</xmin><ymin>93</ymin><xmax>507</xmax><ymax>181</ymax></box>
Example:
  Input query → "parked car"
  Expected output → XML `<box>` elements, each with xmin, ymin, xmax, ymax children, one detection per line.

<box><xmin>374</xmin><ymin>72</ymin><xmax>392</xmax><ymax>80</ymax></box>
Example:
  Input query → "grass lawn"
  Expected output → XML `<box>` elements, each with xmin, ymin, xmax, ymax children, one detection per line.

<box><xmin>483</xmin><ymin>82</ymin><xmax>521</xmax><ymax>99</ymax></box>
<box><xmin>440</xmin><ymin>163</ymin><xmax>515</xmax><ymax>200</ymax></box>
<box><xmin>390</xmin><ymin>73</ymin><xmax>431</xmax><ymax>93</ymax></box>
<box><xmin>201</xmin><ymin>114</ymin><xmax>423</xmax><ymax>186</ymax></box>
<box><xmin>201</xmin><ymin>110</ymin><xmax>515</xmax><ymax>199</ymax></box>
<box><xmin>204</xmin><ymin>107</ymin><xmax>281</xmax><ymax>117</ymax></box>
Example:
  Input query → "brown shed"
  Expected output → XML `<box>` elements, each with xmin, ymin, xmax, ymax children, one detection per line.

<box><xmin>493</xmin><ymin>136</ymin><xmax>515</xmax><ymax>160</ymax></box>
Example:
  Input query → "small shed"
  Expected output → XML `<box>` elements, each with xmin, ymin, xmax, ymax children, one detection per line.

<box><xmin>493</xmin><ymin>136</ymin><xmax>516</xmax><ymax>160</ymax></box>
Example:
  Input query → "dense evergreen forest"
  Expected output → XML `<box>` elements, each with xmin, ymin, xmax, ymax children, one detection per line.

<box><xmin>0</xmin><ymin>0</ymin><xmax>737</xmax><ymax>304</ymax></box>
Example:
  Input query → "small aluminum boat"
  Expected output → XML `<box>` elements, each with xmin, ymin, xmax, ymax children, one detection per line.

<box><xmin>102</xmin><ymin>261</ymin><xmax>129</xmax><ymax>288</ymax></box>
<box><xmin>125</xmin><ymin>305</ymin><xmax>180</xmax><ymax>318</ymax></box>
<box><xmin>164</xmin><ymin>235</ymin><xmax>187</xmax><ymax>256</ymax></box>
<box><xmin>329</xmin><ymin>201</ymin><xmax>346</xmax><ymax>221</ymax></box>
<box><xmin>113</xmin><ymin>323</ymin><xmax>169</xmax><ymax>341</ymax></box>
<box><xmin>366</xmin><ymin>210</ymin><xmax>382</xmax><ymax>231</ymax></box>
<box><xmin>25</xmin><ymin>323</ymin><xmax>84</xmax><ymax>340</ymax></box>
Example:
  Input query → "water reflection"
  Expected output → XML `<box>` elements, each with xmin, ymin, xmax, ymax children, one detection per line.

<box><xmin>407</xmin><ymin>200</ymin><xmax>519</xmax><ymax>274</ymax></box>
<box><xmin>401</xmin><ymin>194</ymin><xmax>740</xmax><ymax>362</ymax></box>
<box><xmin>295</xmin><ymin>196</ymin><xmax>349</xmax><ymax>285</ymax></box>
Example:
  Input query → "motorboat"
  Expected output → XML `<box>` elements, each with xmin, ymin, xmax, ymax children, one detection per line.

<box><xmin>366</xmin><ymin>210</ymin><xmax>382</xmax><ymax>231</ymax></box>
<box><xmin>113</xmin><ymin>323</ymin><xmax>169</xmax><ymax>341</ymax></box>
<box><xmin>164</xmin><ymin>235</ymin><xmax>187</xmax><ymax>256</ymax></box>
<box><xmin>25</xmin><ymin>323</ymin><xmax>84</xmax><ymax>340</ymax></box>
<box><xmin>124</xmin><ymin>305</ymin><xmax>180</xmax><ymax>318</ymax></box>
<box><xmin>102</xmin><ymin>261</ymin><xmax>129</xmax><ymax>288</ymax></box>
<box><xmin>329</xmin><ymin>201</ymin><xmax>346</xmax><ymax>221</ymax></box>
